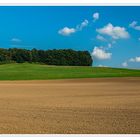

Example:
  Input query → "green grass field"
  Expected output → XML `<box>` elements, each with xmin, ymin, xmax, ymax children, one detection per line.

<box><xmin>0</xmin><ymin>63</ymin><xmax>139</xmax><ymax>80</ymax></box>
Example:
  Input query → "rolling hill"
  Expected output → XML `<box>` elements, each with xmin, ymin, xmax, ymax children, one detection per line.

<box><xmin>0</xmin><ymin>63</ymin><xmax>139</xmax><ymax>80</ymax></box>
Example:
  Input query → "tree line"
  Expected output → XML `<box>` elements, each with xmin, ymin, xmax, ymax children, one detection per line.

<box><xmin>0</xmin><ymin>48</ymin><xmax>93</xmax><ymax>66</ymax></box>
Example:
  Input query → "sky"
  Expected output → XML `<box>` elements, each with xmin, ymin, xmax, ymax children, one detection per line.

<box><xmin>0</xmin><ymin>6</ymin><xmax>140</xmax><ymax>68</ymax></box>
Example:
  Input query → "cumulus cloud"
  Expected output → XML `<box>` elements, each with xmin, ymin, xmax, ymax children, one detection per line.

<box><xmin>93</xmin><ymin>12</ymin><xmax>99</xmax><ymax>21</ymax></box>
<box><xmin>58</xmin><ymin>19</ymin><xmax>88</xmax><ymax>36</ymax></box>
<box><xmin>96</xmin><ymin>23</ymin><xmax>130</xmax><ymax>39</ymax></box>
<box><xmin>58</xmin><ymin>27</ymin><xmax>76</xmax><ymax>36</ymax></box>
<box><xmin>129</xmin><ymin>21</ymin><xmax>140</xmax><ymax>30</ymax></box>
<box><xmin>96</xmin><ymin>34</ymin><xmax>106</xmax><ymax>41</ymax></box>
<box><xmin>129</xmin><ymin>56</ymin><xmax>140</xmax><ymax>62</ymax></box>
<box><xmin>11</xmin><ymin>38</ymin><xmax>21</xmax><ymax>43</ymax></box>
<box><xmin>122</xmin><ymin>62</ymin><xmax>128</xmax><ymax>67</ymax></box>
<box><xmin>91</xmin><ymin>47</ymin><xmax>112</xmax><ymax>60</ymax></box>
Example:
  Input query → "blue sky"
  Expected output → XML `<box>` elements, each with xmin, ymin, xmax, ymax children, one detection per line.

<box><xmin>0</xmin><ymin>6</ymin><xmax>140</xmax><ymax>68</ymax></box>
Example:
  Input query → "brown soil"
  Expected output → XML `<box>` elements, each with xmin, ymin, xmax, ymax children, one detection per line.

<box><xmin>0</xmin><ymin>78</ymin><xmax>140</xmax><ymax>134</ymax></box>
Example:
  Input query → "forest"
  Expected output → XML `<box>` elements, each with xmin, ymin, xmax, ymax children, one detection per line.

<box><xmin>0</xmin><ymin>48</ymin><xmax>93</xmax><ymax>66</ymax></box>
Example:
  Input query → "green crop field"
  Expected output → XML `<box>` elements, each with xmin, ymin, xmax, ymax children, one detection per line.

<box><xmin>0</xmin><ymin>63</ymin><xmax>139</xmax><ymax>80</ymax></box>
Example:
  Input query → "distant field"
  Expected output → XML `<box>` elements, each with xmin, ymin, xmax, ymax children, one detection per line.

<box><xmin>0</xmin><ymin>63</ymin><xmax>140</xmax><ymax>80</ymax></box>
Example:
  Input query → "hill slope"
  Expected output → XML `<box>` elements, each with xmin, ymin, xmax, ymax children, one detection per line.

<box><xmin>0</xmin><ymin>63</ymin><xmax>140</xmax><ymax>80</ymax></box>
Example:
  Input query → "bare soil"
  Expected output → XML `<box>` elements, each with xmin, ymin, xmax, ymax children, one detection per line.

<box><xmin>0</xmin><ymin>78</ymin><xmax>140</xmax><ymax>134</ymax></box>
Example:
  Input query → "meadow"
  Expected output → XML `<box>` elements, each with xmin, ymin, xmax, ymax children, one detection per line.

<box><xmin>0</xmin><ymin>63</ymin><xmax>140</xmax><ymax>80</ymax></box>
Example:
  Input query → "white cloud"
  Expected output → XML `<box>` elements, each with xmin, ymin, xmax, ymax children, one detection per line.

<box><xmin>98</xmin><ymin>64</ymin><xmax>108</xmax><ymax>67</ymax></box>
<box><xmin>96</xmin><ymin>23</ymin><xmax>130</xmax><ymax>39</ymax></box>
<box><xmin>122</xmin><ymin>62</ymin><xmax>128</xmax><ymax>67</ymax></box>
<box><xmin>122</xmin><ymin>56</ymin><xmax>140</xmax><ymax>68</ymax></box>
<box><xmin>58</xmin><ymin>19</ymin><xmax>88</xmax><ymax>36</ymax></box>
<box><xmin>129</xmin><ymin>21</ymin><xmax>140</xmax><ymax>30</ymax></box>
<box><xmin>93</xmin><ymin>12</ymin><xmax>99</xmax><ymax>21</ymax></box>
<box><xmin>58</xmin><ymin>27</ymin><xmax>76</xmax><ymax>36</ymax></box>
<box><xmin>96</xmin><ymin>34</ymin><xmax>106</xmax><ymax>41</ymax></box>
<box><xmin>91</xmin><ymin>47</ymin><xmax>112</xmax><ymax>60</ymax></box>
<box><xmin>76</xmin><ymin>19</ymin><xmax>88</xmax><ymax>31</ymax></box>
<box><xmin>129</xmin><ymin>21</ymin><xmax>137</xmax><ymax>28</ymax></box>
<box><xmin>129</xmin><ymin>56</ymin><xmax>140</xmax><ymax>62</ymax></box>
<box><xmin>11</xmin><ymin>38</ymin><xmax>21</xmax><ymax>42</ymax></box>
<box><xmin>136</xmin><ymin>57</ymin><xmax>140</xmax><ymax>62</ymax></box>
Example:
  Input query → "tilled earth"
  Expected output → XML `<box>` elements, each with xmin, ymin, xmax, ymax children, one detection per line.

<box><xmin>0</xmin><ymin>78</ymin><xmax>139</xmax><ymax>134</ymax></box>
